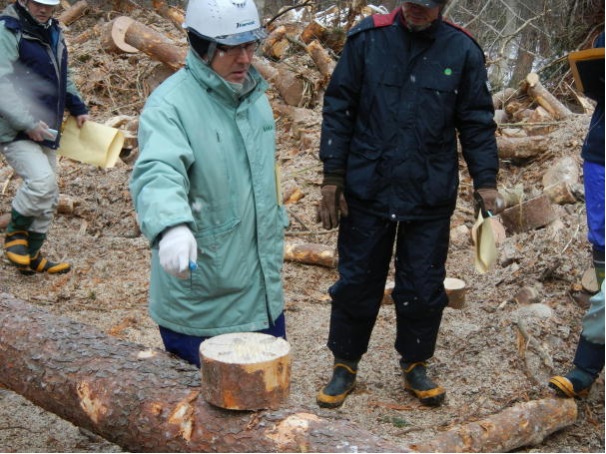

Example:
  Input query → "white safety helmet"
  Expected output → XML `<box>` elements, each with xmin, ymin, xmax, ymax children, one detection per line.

<box><xmin>26</xmin><ymin>0</ymin><xmax>61</xmax><ymax>5</ymax></box>
<box><xmin>183</xmin><ymin>0</ymin><xmax>267</xmax><ymax>46</ymax></box>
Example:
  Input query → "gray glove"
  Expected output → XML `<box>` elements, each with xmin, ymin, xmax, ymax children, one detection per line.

<box><xmin>318</xmin><ymin>174</ymin><xmax>348</xmax><ymax>230</ymax></box>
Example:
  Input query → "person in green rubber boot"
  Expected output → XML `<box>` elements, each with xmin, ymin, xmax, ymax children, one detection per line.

<box><xmin>0</xmin><ymin>0</ymin><xmax>89</xmax><ymax>275</ymax></box>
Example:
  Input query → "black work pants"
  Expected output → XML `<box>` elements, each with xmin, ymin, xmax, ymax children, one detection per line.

<box><xmin>327</xmin><ymin>207</ymin><xmax>450</xmax><ymax>363</ymax></box>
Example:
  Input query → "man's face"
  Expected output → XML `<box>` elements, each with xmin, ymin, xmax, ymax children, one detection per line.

<box><xmin>24</xmin><ymin>0</ymin><xmax>56</xmax><ymax>24</ymax></box>
<box><xmin>401</xmin><ymin>2</ymin><xmax>441</xmax><ymax>31</ymax></box>
<box><xmin>210</xmin><ymin>41</ymin><xmax>258</xmax><ymax>84</ymax></box>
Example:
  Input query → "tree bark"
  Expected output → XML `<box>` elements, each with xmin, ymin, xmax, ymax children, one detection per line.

<box><xmin>306</xmin><ymin>40</ymin><xmax>336</xmax><ymax>79</ymax></box>
<box><xmin>0</xmin><ymin>294</ymin><xmax>404</xmax><ymax>453</ymax></box>
<box><xmin>101</xmin><ymin>16</ymin><xmax>187</xmax><ymax>71</ymax></box>
<box><xmin>497</xmin><ymin>136</ymin><xmax>549</xmax><ymax>159</ymax></box>
<box><xmin>151</xmin><ymin>0</ymin><xmax>185</xmax><ymax>32</ymax></box>
<box><xmin>253</xmin><ymin>58</ymin><xmax>308</xmax><ymax>107</ymax></box>
<box><xmin>284</xmin><ymin>241</ymin><xmax>337</xmax><ymax>267</ymax></box>
<box><xmin>57</xmin><ymin>0</ymin><xmax>89</xmax><ymax>26</ymax></box>
<box><xmin>521</xmin><ymin>73</ymin><xmax>572</xmax><ymax>120</ymax></box>
<box><xmin>410</xmin><ymin>398</ymin><xmax>577</xmax><ymax>453</ymax></box>
<box><xmin>499</xmin><ymin>195</ymin><xmax>558</xmax><ymax>234</ymax></box>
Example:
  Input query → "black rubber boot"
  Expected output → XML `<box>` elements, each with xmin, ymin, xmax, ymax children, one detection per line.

<box><xmin>401</xmin><ymin>360</ymin><xmax>445</xmax><ymax>406</ymax></box>
<box><xmin>316</xmin><ymin>359</ymin><xmax>358</xmax><ymax>408</ymax></box>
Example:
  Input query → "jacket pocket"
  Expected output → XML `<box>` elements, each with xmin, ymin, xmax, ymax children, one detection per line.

<box><xmin>419</xmin><ymin>76</ymin><xmax>458</xmax><ymax>143</ymax></box>
<box><xmin>193</xmin><ymin>219</ymin><xmax>251</xmax><ymax>296</ymax></box>
<box><xmin>346</xmin><ymin>139</ymin><xmax>387</xmax><ymax>200</ymax></box>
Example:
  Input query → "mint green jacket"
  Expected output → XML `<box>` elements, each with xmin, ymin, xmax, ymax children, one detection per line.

<box><xmin>130</xmin><ymin>51</ymin><xmax>287</xmax><ymax>337</ymax></box>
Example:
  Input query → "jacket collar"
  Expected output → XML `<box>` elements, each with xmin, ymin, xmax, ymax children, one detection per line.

<box><xmin>184</xmin><ymin>50</ymin><xmax>267</xmax><ymax>108</ymax></box>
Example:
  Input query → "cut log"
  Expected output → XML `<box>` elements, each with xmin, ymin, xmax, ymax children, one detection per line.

<box><xmin>497</xmin><ymin>135</ymin><xmax>549</xmax><ymax>160</ymax></box>
<box><xmin>581</xmin><ymin>267</ymin><xmax>599</xmax><ymax>294</ymax></box>
<box><xmin>499</xmin><ymin>195</ymin><xmax>558</xmax><ymax>234</ymax></box>
<box><xmin>521</xmin><ymin>73</ymin><xmax>572</xmax><ymax>120</ymax></box>
<box><xmin>492</xmin><ymin>87</ymin><xmax>517</xmax><ymax>110</ymax></box>
<box><xmin>57</xmin><ymin>195</ymin><xmax>78</xmax><ymax>215</ymax></box>
<box><xmin>526</xmin><ymin>106</ymin><xmax>556</xmax><ymax>135</ymax></box>
<box><xmin>444</xmin><ymin>277</ymin><xmax>466</xmax><ymax>309</ymax></box>
<box><xmin>253</xmin><ymin>58</ymin><xmax>308</xmax><ymax>107</ymax></box>
<box><xmin>0</xmin><ymin>294</ymin><xmax>405</xmax><ymax>453</ymax></box>
<box><xmin>199</xmin><ymin>332</ymin><xmax>291</xmax><ymax>410</ymax></box>
<box><xmin>410</xmin><ymin>398</ymin><xmax>577</xmax><ymax>453</ymax></box>
<box><xmin>262</xmin><ymin>25</ymin><xmax>290</xmax><ymax>60</ymax></box>
<box><xmin>300</xmin><ymin>20</ymin><xmax>327</xmax><ymax>44</ymax></box>
<box><xmin>57</xmin><ymin>0</ymin><xmax>88</xmax><ymax>26</ymax></box>
<box><xmin>543</xmin><ymin>181</ymin><xmax>578</xmax><ymax>205</ymax></box>
<box><xmin>306</xmin><ymin>40</ymin><xmax>336</xmax><ymax>78</ymax></box>
<box><xmin>152</xmin><ymin>0</ymin><xmax>185</xmax><ymax>32</ymax></box>
<box><xmin>542</xmin><ymin>156</ymin><xmax>579</xmax><ymax>188</ymax></box>
<box><xmin>284</xmin><ymin>241</ymin><xmax>336</xmax><ymax>267</ymax></box>
<box><xmin>101</xmin><ymin>16</ymin><xmax>187</xmax><ymax>71</ymax></box>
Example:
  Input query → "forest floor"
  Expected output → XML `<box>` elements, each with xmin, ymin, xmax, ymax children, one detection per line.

<box><xmin>0</xmin><ymin>4</ymin><xmax>604</xmax><ymax>453</ymax></box>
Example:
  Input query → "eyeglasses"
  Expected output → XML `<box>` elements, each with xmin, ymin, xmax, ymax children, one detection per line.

<box><xmin>216</xmin><ymin>41</ymin><xmax>260</xmax><ymax>57</ymax></box>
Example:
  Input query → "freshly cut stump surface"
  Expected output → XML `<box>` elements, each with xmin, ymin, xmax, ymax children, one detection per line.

<box><xmin>199</xmin><ymin>332</ymin><xmax>291</xmax><ymax>410</ymax></box>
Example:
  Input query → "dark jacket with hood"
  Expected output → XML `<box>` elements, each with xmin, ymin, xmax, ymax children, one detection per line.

<box><xmin>320</xmin><ymin>8</ymin><xmax>498</xmax><ymax>220</ymax></box>
<box><xmin>0</xmin><ymin>2</ymin><xmax>88</xmax><ymax>149</ymax></box>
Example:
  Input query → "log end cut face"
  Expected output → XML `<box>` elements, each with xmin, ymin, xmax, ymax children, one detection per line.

<box><xmin>199</xmin><ymin>332</ymin><xmax>292</xmax><ymax>410</ymax></box>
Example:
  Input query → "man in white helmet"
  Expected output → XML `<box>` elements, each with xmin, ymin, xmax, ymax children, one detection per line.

<box><xmin>130</xmin><ymin>0</ymin><xmax>288</xmax><ymax>367</ymax></box>
<box><xmin>0</xmin><ymin>0</ymin><xmax>89</xmax><ymax>275</ymax></box>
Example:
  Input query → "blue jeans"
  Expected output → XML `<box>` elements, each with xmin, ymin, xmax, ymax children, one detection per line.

<box><xmin>159</xmin><ymin>312</ymin><xmax>286</xmax><ymax>367</ymax></box>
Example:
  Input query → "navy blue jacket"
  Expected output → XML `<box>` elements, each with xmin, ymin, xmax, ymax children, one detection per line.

<box><xmin>320</xmin><ymin>8</ymin><xmax>498</xmax><ymax>220</ymax></box>
<box><xmin>581</xmin><ymin>32</ymin><xmax>604</xmax><ymax>166</ymax></box>
<box><xmin>0</xmin><ymin>3</ymin><xmax>87</xmax><ymax>149</ymax></box>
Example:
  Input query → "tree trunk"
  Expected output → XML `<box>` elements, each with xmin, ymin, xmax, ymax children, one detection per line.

<box><xmin>521</xmin><ymin>73</ymin><xmax>572</xmax><ymax>120</ymax></box>
<box><xmin>101</xmin><ymin>16</ymin><xmax>187</xmax><ymax>71</ymax></box>
<box><xmin>497</xmin><ymin>136</ymin><xmax>549</xmax><ymax>159</ymax></box>
<box><xmin>410</xmin><ymin>397</ymin><xmax>577</xmax><ymax>453</ymax></box>
<box><xmin>499</xmin><ymin>194</ymin><xmax>558</xmax><ymax>234</ymax></box>
<box><xmin>284</xmin><ymin>241</ymin><xmax>337</xmax><ymax>267</ymax></box>
<box><xmin>57</xmin><ymin>0</ymin><xmax>89</xmax><ymax>26</ymax></box>
<box><xmin>0</xmin><ymin>294</ymin><xmax>404</xmax><ymax>453</ymax></box>
<box><xmin>0</xmin><ymin>294</ymin><xmax>578</xmax><ymax>452</ymax></box>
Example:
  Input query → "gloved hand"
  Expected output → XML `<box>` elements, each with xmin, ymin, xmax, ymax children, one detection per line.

<box><xmin>474</xmin><ymin>187</ymin><xmax>505</xmax><ymax>217</ymax></box>
<box><xmin>158</xmin><ymin>225</ymin><xmax>197</xmax><ymax>279</ymax></box>
<box><xmin>318</xmin><ymin>174</ymin><xmax>348</xmax><ymax>230</ymax></box>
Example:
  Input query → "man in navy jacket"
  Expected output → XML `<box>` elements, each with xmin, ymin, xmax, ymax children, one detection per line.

<box><xmin>317</xmin><ymin>0</ymin><xmax>504</xmax><ymax>408</ymax></box>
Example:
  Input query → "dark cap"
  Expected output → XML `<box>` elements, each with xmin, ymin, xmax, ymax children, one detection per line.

<box><xmin>403</xmin><ymin>0</ymin><xmax>447</xmax><ymax>7</ymax></box>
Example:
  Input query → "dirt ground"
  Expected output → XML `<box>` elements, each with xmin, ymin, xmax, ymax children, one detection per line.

<box><xmin>0</xmin><ymin>4</ymin><xmax>604</xmax><ymax>453</ymax></box>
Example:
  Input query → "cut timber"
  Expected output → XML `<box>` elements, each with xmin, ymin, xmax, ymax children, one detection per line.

<box><xmin>492</xmin><ymin>87</ymin><xmax>516</xmax><ymax>110</ymax></box>
<box><xmin>0</xmin><ymin>294</ymin><xmax>405</xmax><ymax>453</ymax></box>
<box><xmin>497</xmin><ymin>135</ymin><xmax>549</xmax><ymax>159</ymax></box>
<box><xmin>306</xmin><ymin>40</ymin><xmax>336</xmax><ymax>78</ymax></box>
<box><xmin>581</xmin><ymin>267</ymin><xmax>599</xmax><ymax>294</ymax></box>
<box><xmin>152</xmin><ymin>0</ymin><xmax>185</xmax><ymax>31</ymax></box>
<box><xmin>199</xmin><ymin>332</ymin><xmax>291</xmax><ymax>410</ymax></box>
<box><xmin>253</xmin><ymin>58</ymin><xmax>307</xmax><ymax>107</ymax></box>
<box><xmin>543</xmin><ymin>181</ymin><xmax>578</xmax><ymax>205</ymax></box>
<box><xmin>444</xmin><ymin>277</ymin><xmax>466</xmax><ymax>309</ymax></box>
<box><xmin>300</xmin><ymin>20</ymin><xmax>327</xmax><ymax>44</ymax></box>
<box><xmin>521</xmin><ymin>73</ymin><xmax>572</xmax><ymax>120</ymax></box>
<box><xmin>410</xmin><ymin>398</ymin><xmax>577</xmax><ymax>453</ymax></box>
<box><xmin>101</xmin><ymin>17</ymin><xmax>187</xmax><ymax>71</ymax></box>
<box><xmin>57</xmin><ymin>0</ymin><xmax>88</xmax><ymax>26</ymax></box>
<box><xmin>499</xmin><ymin>195</ymin><xmax>558</xmax><ymax>234</ymax></box>
<box><xmin>284</xmin><ymin>241</ymin><xmax>336</xmax><ymax>267</ymax></box>
<box><xmin>262</xmin><ymin>25</ymin><xmax>289</xmax><ymax>60</ymax></box>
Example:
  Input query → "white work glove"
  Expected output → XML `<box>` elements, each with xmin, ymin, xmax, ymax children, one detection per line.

<box><xmin>158</xmin><ymin>225</ymin><xmax>197</xmax><ymax>279</ymax></box>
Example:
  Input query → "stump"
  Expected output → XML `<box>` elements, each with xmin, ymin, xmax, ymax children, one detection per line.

<box><xmin>199</xmin><ymin>332</ymin><xmax>291</xmax><ymax>410</ymax></box>
<box><xmin>444</xmin><ymin>278</ymin><xmax>466</xmax><ymax>309</ymax></box>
